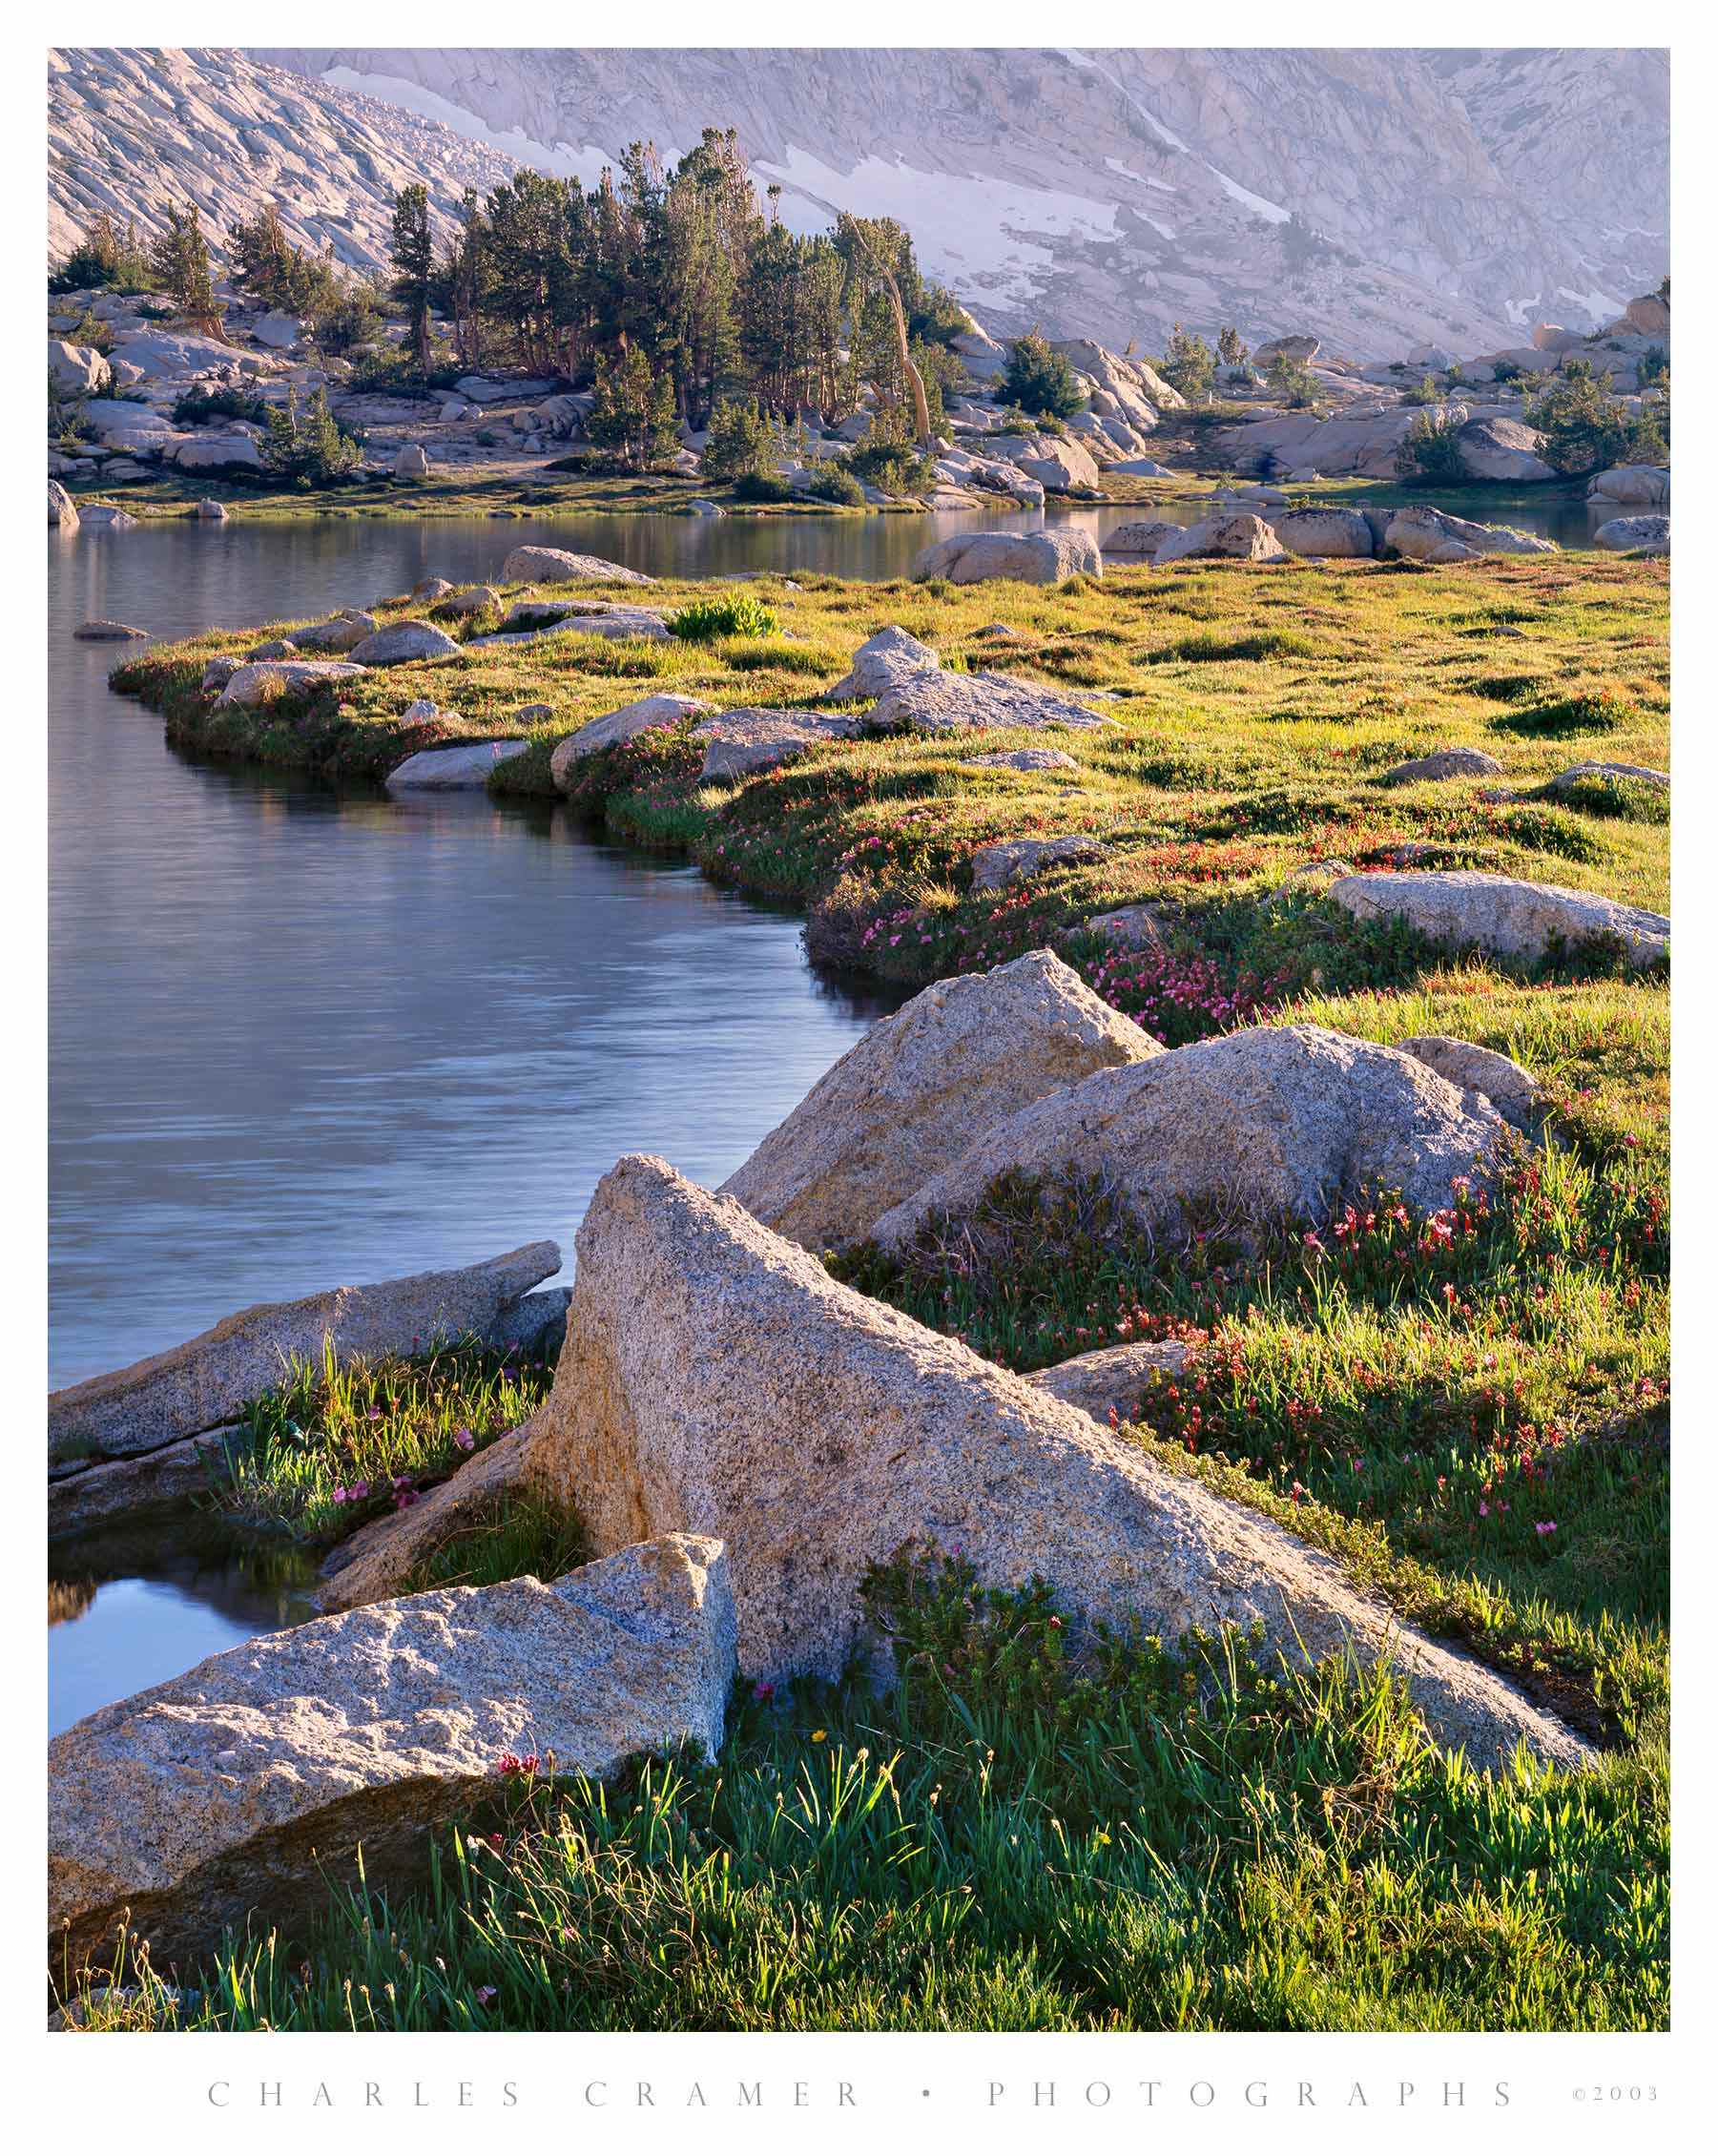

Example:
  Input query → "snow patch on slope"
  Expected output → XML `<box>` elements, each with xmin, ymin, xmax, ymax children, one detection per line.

<box><xmin>320</xmin><ymin>66</ymin><xmax>619</xmax><ymax>185</ymax></box>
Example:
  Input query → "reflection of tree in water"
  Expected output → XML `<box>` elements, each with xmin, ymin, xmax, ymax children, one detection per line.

<box><xmin>50</xmin><ymin>1576</ymin><xmax>98</xmax><ymax>1626</ymax></box>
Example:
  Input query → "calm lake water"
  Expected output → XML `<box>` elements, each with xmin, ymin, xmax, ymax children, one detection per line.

<box><xmin>46</xmin><ymin>489</ymin><xmax>1595</xmax><ymax>1731</ymax></box>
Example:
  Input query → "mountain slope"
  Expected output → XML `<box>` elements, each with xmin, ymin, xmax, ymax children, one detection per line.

<box><xmin>256</xmin><ymin>45</ymin><xmax>1668</xmax><ymax>355</ymax></box>
<box><xmin>49</xmin><ymin>47</ymin><xmax>520</xmax><ymax>277</ymax></box>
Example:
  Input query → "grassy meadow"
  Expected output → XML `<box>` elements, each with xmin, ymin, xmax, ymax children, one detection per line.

<box><xmin>77</xmin><ymin>544</ymin><xmax>1669</xmax><ymax>2032</ymax></box>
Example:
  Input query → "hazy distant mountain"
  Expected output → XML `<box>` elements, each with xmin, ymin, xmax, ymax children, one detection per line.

<box><xmin>52</xmin><ymin>46</ymin><xmax>1667</xmax><ymax>359</ymax></box>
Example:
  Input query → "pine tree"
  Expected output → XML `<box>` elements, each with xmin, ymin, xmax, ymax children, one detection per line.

<box><xmin>148</xmin><ymin>205</ymin><xmax>222</xmax><ymax>335</ymax></box>
<box><xmin>389</xmin><ymin>183</ymin><xmax>435</xmax><ymax>376</ymax></box>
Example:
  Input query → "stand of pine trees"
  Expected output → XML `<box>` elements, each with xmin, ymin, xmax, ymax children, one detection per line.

<box><xmin>391</xmin><ymin>131</ymin><xmax>971</xmax><ymax>455</ymax></box>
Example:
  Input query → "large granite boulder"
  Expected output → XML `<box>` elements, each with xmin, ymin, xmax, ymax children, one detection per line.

<box><xmin>1594</xmin><ymin>515</ymin><xmax>1669</xmax><ymax>555</ymax></box>
<box><xmin>1273</xmin><ymin>507</ymin><xmax>1376</xmax><ymax>558</ymax></box>
<box><xmin>1048</xmin><ymin>340</ymin><xmax>1185</xmax><ymax>425</ymax></box>
<box><xmin>864</xmin><ymin>670</ymin><xmax>1108</xmax><ymax>736</ymax></box>
<box><xmin>346</xmin><ymin>620</ymin><xmax>462</xmax><ymax>666</ymax></box>
<box><xmin>719</xmin><ymin>951</ymin><xmax>1158</xmax><ymax>1253</ymax></box>
<box><xmin>1154</xmin><ymin>512</ymin><xmax>1285</xmax><ymax>565</ymax></box>
<box><xmin>549</xmin><ymin>694</ymin><xmax>714</xmax><ymax>789</ymax></box>
<box><xmin>384</xmin><ymin>740</ymin><xmax>532</xmax><ymax>792</ymax></box>
<box><xmin>49</xmin><ymin>339</ymin><xmax>108</xmax><ymax>394</ymax></box>
<box><xmin>1455</xmin><ymin>415</ymin><xmax>1557</xmax><ymax>484</ymax></box>
<box><xmin>1329</xmin><ymin>870</ymin><xmax>1668</xmax><ymax>969</ymax></box>
<box><xmin>50</xmin><ymin>1536</ymin><xmax>735</xmax><ymax>1975</ymax></box>
<box><xmin>689</xmin><ymin>709</ymin><xmax>861</xmax><ymax>780</ymax></box>
<box><xmin>1101</xmin><ymin>519</ymin><xmax>1183</xmax><ymax>560</ymax></box>
<box><xmin>171</xmin><ymin>436</ymin><xmax>266</xmax><ymax>473</ymax></box>
<box><xmin>824</xmin><ymin>626</ymin><xmax>941</xmax><ymax>700</ymax></box>
<box><xmin>501</xmin><ymin>547</ymin><xmax>653</xmax><ymax>586</ymax></box>
<box><xmin>49</xmin><ymin>478</ymin><xmax>79</xmax><ymax>530</ymax></box>
<box><xmin>871</xmin><ymin>1026</ymin><xmax>1510</xmax><ymax>1254</ymax></box>
<box><xmin>1586</xmin><ymin>465</ymin><xmax>1669</xmax><ymax>508</ymax></box>
<box><xmin>49</xmin><ymin>1243</ymin><xmax>560</xmax><ymax>1469</ymax></box>
<box><xmin>520</xmin><ymin>1155</ymin><xmax>1586</xmax><ymax>1775</ymax></box>
<box><xmin>1384</xmin><ymin>506</ymin><xmax>1559</xmax><ymax>562</ymax></box>
<box><xmin>911</xmin><ymin>529</ymin><xmax>1102</xmax><ymax>587</ymax></box>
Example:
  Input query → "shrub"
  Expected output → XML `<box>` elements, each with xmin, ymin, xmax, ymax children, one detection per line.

<box><xmin>314</xmin><ymin>282</ymin><xmax>384</xmax><ymax>355</ymax></box>
<box><xmin>666</xmin><ymin>593</ymin><xmax>781</xmax><ymax>642</ymax></box>
<box><xmin>173</xmin><ymin>384</ymin><xmax>268</xmax><ymax>427</ymax></box>
<box><xmin>1639</xmin><ymin>344</ymin><xmax>1668</xmax><ymax>386</ymax></box>
<box><xmin>1401</xmin><ymin>373</ymin><xmax>1441</xmax><ymax>406</ymax></box>
<box><xmin>807</xmin><ymin>466</ymin><xmax>865</xmax><ymax>507</ymax></box>
<box><xmin>50</xmin><ymin>212</ymin><xmax>155</xmax><ymax>294</ymax></box>
<box><xmin>845</xmin><ymin>440</ymin><xmax>934</xmax><ymax>497</ymax></box>
<box><xmin>701</xmin><ymin>397</ymin><xmax>785</xmax><ymax>482</ymax></box>
<box><xmin>1161</xmin><ymin>323</ymin><xmax>1217</xmax><ymax>402</ymax></box>
<box><xmin>263</xmin><ymin>386</ymin><xmax>364</xmax><ymax>485</ymax></box>
<box><xmin>1524</xmin><ymin>368</ymin><xmax>1666</xmax><ymax>475</ymax></box>
<box><xmin>1265</xmin><ymin>350</ymin><xmax>1319</xmax><ymax>408</ymax></box>
<box><xmin>1001</xmin><ymin>330</ymin><xmax>1085</xmax><ymax>418</ymax></box>
<box><xmin>1395</xmin><ymin>410</ymin><xmax>1469</xmax><ymax>485</ymax></box>
<box><xmin>730</xmin><ymin>470</ymin><xmax>794</xmax><ymax>504</ymax></box>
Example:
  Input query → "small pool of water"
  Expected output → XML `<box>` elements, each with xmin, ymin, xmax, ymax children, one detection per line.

<box><xmin>50</xmin><ymin>1538</ymin><xmax>321</xmax><ymax>1737</ymax></box>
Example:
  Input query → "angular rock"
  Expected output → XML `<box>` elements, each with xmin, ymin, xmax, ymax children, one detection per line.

<box><xmin>394</xmin><ymin>444</ymin><xmax>430</xmax><ymax>479</ymax></box>
<box><xmin>1329</xmin><ymin>870</ymin><xmax>1669</xmax><ymax>969</ymax></box>
<box><xmin>51</xmin><ymin>1536</ymin><xmax>735</xmax><ymax>1974</ymax></box>
<box><xmin>49</xmin><ymin>1243</ymin><xmax>561</xmax><ymax>1466</ymax></box>
<box><xmin>1594</xmin><ymin>514</ymin><xmax>1668</xmax><ymax>555</ymax></box>
<box><xmin>1396</xmin><ymin>1036</ymin><xmax>1542</xmax><ymax>1131</ymax></box>
<box><xmin>1274</xmin><ymin>507</ymin><xmax>1376</xmax><ymax>558</ymax></box>
<box><xmin>872</xmin><ymin>1026</ymin><xmax>1509</xmax><ymax>1254</ymax></box>
<box><xmin>411</xmin><ymin>576</ymin><xmax>456</xmax><ymax>602</ymax></box>
<box><xmin>50</xmin><ymin>477</ymin><xmax>79</xmax><ymax>529</ymax></box>
<box><xmin>501</xmin><ymin>546</ymin><xmax>653</xmax><ymax>587</ymax></box>
<box><xmin>549</xmin><ymin>694</ymin><xmax>714</xmax><ymax>789</ymax></box>
<box><xmin>172</xmin><ymin>436</ymin><xmax>266</xmax><ymax>473</ymax></box>
<box><xmin>437</xmin><ymin>585</ymin><xmax>501</xmax><ymax>617</ymax></box>
<box><xmin>970</xmin><ymin>835</ymin><xmax>1107</xmax><ymax>891</ymax></box>
<box><xmin>347</xmin><ymin>620</ymin><xmax>462</xmax><ymax>666</ymax></box>
<box><xmin>383</xmin><ymin>740</ymin><xmax>532</xmax><ymax>792</ymax></box>
<box><xmin>467</xmin><ymin>609</ymin><xmax>667</xmax><ymax>649</ymax></box>
<box><xmin>1381</xmin><ymin>748</ymin><xmax>1503</xmax><ymax>784</ymax></box>
<box><xmin>690</xmin><ymin>709</ymin><xmax>861</xmax><ymax>780</ymax></box>
<box><xmin>246</xmin><ymin>638</ymin><xmax>299</xmax><ymax>661</ymax></box>
<box><xmin>1255</xmin><ymin>335</ymin><xmax>1320</xmax><ymax>363</ymax></box>
<box><xmin>912</xmin><ymin>529</ymin><xmax>1102</xmax><ymax>587</ymax></box>
<box><xmin>824</xmin><ymin>626</ymin><xmax>941</xmax><ymax>700</ymax></box>
<box><xmin>866</xmin><ymin>670</ymin><xmax>1108</xmax><ymax>736</ymax></box>
<box><xmin>50</xmin><ymin>1431</ymin><xmax>233</xmax><ymax>1540</ymax></box>
<box><xmin>290</xmin><ymin>611</ymin><xmax>378</xmax><ymax>653</ymax></box>
<box><xmin>1029</xmin><ymin>1340</ymin><xmax>1195</xmax><ymax>1423</ymax></box>
<box><xmin>720</xmin><ymin>951</ymin><xmax>1157</xmax><ymax>1252</ymax></box>
<box><xmin>522</xmin><ymin>1156</ymin><xmax>1586</xmax><ymax>1775</ymax></box>
<box><xmin>1154</xmin><ymin>512</ymin><xmax>1285</xmax><ymax>565</ymax></box>
<box><xmin>1543</xmin><ymin>760</ymin><xmax>1669</xmax><ymax>796</ymax></box>
<box><xmin>213</xmin><ymin>660</ymin><xmax>366</xmax><ymax>709</ymax></box>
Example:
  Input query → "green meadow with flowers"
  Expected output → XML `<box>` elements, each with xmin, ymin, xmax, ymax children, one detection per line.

<box><xmin>82</xmin><ymin>545</ymin><xmax>1667</xmax><ymax>2032</ymax></box>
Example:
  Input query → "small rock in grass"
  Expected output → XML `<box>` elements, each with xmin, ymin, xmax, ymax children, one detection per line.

<box><xmin>970</xmin><ymin>835</ymin><xmax>1107</xmax><ymax>891</ymax></box>
<box><xmin>1380</xmin><ymin>747</ymin><xmax>1503</xmax><ymax>785</ymax></box>
<box><xmin>346</xmin><ymin>620</ymin><xmax>462</xmax><ymax>666</ymax></box>
<box><xmin>960</xmin><ymin>746</ymin><xmax>1079</xmax><ymax>773</ymax></box>
<box><xmin>1395</xmin><ymin>1035</ymin><xmax>1542</xmax><ymax>1130</ymax></box>
<box><xmin>1329</xmin><ymin>869</ymin><xmax>1668</xmax><ymax>969</ymax></box>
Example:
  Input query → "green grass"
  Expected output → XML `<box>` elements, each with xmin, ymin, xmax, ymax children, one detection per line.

<box><xmin>207</xmin><ymin>1334</ymin><xmax>555</xmax><ymax>1546</ymax></box>
<box><xmin>61</xmin><ymin>1559</ymin><xmax>1666</xmax><ymax>2033</ymax></box>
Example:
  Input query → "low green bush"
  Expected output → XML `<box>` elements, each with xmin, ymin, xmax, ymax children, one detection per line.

<box><xmin>666</xmin><ymin>593</ymin><xmax>782</xmax><ymax>642</ymax></box>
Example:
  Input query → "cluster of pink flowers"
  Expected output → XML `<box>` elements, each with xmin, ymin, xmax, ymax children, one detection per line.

<box><xmin>330</xmin><ymin>1480</ymin><xmax>371</xmax><ymax>1505</ymax></box>
<box><xmin>494</xmin><ymin>1751</ymin><xmax>542</xmax><ymax>1777</ymax></box>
